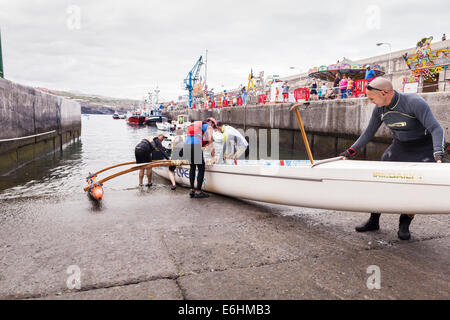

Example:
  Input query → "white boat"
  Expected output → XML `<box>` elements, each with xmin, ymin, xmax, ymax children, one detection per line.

<box><xmin>173</xmin><ymin>114</ymin><xmax>191</xmax><ymax>130</ymax></box>
<box><xmin>153</xmin><ymin>159</ymin><xmax>450</xmax><ymax>215</ymax></box>
<box><xmin>156</xmin><ymin>122</ymin><xmax>172</xmax><ymax>131</ymax></box>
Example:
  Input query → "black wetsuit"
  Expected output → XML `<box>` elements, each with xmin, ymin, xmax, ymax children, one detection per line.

<box><xmin>135</xmin><ymin>139</ymin><xmax>153</xmax><ymax>164</ymax></box>
<box><xmin>351</xmin><ymin>91</ymin><xmax>446</xmax><ymax>162</ymax></box>
<box><xmin>150</xmin><ymin>137</ymin><xmax>170</xmax><ymax>161</ymax></box>
<box><xmin>351</xmin><ymin>91</ymin><xmax>446</xmax><ymax>219</ymax></box>
<box><xmin>183</xmin><ymin>122</ymin><xmax>209</xmax><ymax>191</ymax></box>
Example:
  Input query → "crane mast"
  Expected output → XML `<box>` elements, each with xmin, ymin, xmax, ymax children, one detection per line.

<box><xmin>184</xmin><ymin>56</ymin><xmax>203</xmax><ymax>108</ymax></box>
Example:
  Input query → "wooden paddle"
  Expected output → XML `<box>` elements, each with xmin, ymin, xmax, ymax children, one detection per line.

<box><xmin>83</xmin><ymin>160</ymin><xmax>189</xmax><ymax>192</ymax></box>
<box><xmin>290</xmin><ymin>103</ymin><xmax>314</xmax><ymax>165</ymax></box>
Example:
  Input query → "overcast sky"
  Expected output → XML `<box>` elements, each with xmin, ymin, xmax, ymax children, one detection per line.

<box><xmin>0</xmin><ymin>0</ymin><xmax>448</xmax><ymax>101</ymax></box>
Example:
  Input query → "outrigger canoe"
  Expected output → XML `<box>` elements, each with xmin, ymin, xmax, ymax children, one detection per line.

<box><xmin>153</xmin><ymin>159</ymin><xmax>450</xmax><ymax>215</ymax></box>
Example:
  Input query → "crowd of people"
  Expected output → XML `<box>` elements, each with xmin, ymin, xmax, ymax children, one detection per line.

<box><xmin>181</xmin><ymin>65</ymin><xmax>381</xmax><ymax>109</ymax></box>
<box><xmin>307</xmin><ymin>66</ymin><xmax>376</xmax><ymax>101</ymax></box>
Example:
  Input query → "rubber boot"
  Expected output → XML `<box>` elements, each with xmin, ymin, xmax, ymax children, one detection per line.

<box><xmin>355</xmin><ymin>213</ymin><xmax>380</xmax><ymax>232</ymax></box>
<box><xmin>398</xmin><ymin>214</ymin><xmax>413</xmax><ymax>240</ymax></box>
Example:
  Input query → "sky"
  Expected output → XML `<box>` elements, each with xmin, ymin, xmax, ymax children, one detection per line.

<box><xmin>0</xmin><ymin>0</ymin><xmax>448</xmax><ymax>101</ymax></box>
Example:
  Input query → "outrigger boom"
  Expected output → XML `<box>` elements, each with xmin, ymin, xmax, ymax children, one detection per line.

<box><xmin>84</xmin><ymin>160</ymin><xmax>189</xmax><ymax>201</ymax></box>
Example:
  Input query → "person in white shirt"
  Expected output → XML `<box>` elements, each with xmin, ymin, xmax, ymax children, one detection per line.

<box><xmin>320</xmin><ymin>83</ymin><xmax>328</xmax><ymax>100</ymax></box>
<box><xmin>214</xmin><ymin>121</ymin><xmax>249</xmax><ymax>161</ymax></box>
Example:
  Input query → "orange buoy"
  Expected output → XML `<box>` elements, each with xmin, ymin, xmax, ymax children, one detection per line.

<box><xmin>86</xmin><ymin>173</ymin><xmax>103</xmax><ymax>201</ymax></box>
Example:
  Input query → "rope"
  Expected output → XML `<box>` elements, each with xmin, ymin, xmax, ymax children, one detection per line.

<box><xmin>0</xmin><ymin>130</ymin><xmax>56</xmax><ymax>143</ymax></box>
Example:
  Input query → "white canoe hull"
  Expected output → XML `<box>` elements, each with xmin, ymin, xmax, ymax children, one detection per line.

<box><xmin>153</xmin><ymin>160</ymin><xmax>450</xmax><ymax>214</ymax></box>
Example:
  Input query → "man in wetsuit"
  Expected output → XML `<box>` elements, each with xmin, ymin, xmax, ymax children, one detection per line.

<box><xmin>135</xmin><ymin>133</ymin><xmax>170</xmax><ymax>187</ymax></box>
<box><xmin>183</xmin><ymin>119</ymin><xmax>216</xmax><ymax>198</ymax></box>
<box><xmin>340</xmin><ymin>78</ymin><xmax>446</xmax><ymax>240</ymax></box>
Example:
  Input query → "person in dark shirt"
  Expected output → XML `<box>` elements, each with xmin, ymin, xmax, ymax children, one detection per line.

<box><xmin>333</xmin><ymin>73</ymin><xmax>341</xmax><ymax>97</ymax></box>
<box><xmin>340</xmin><ymin>78</ymin><xmax>446</xmax><ymax>240</ymax></box>
<box><xmin>134</xmin><ymin>133</ymin><xmax>169</xmax><ymax>187</ymax></box>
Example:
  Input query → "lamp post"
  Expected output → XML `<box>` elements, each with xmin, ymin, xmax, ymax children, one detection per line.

<box><xmin>376</xmin><ymin>42</ymin><xmax>392</xmax><ymax>75</ymax></box>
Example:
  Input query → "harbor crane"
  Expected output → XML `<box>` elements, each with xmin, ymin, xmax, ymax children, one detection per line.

<box><xmin>184</xmin><ymin>56</ymin><xmax>203</xmax><ymax>108</ymax></box>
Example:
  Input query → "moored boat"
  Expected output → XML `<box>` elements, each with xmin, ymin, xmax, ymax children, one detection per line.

<box><xmin>126</xmin><ymin>113</ymin><xmax>146</xmax><ymax>125</ymax></box>
<box><xmin>144</xmin><ymin>115</ymin><xmax>168</xmax><ymax>126</ymax></box>
<box><xmin>153</xmin><ymin>159</ymin><xmax>450</xmax><ymax>214</ymax></box>
<box><xmin>156</xmin><ymin>121</ymin><xmax>172</xmax><ymax>131</ymax></box>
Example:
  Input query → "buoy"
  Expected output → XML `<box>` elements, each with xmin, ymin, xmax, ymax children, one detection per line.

<box><xmin>86</xmin><ymin>173</ymin><xmax>103</xmax><ymax>201</ymax></box>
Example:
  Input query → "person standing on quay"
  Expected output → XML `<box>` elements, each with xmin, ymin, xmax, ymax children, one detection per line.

<box><xmin>339</xmin><ymin>74</ymin><xmax>348</xmax><ymax>99</ymax></box>
<box><xmin>347</xmin><ymin>77</ymin><xmax>354</xmax><ymax>98</ymax></box>
<box><xmin>183</xmin><ymin>118</ymin><xmax>216</xmax><ymax>198</ymax></box>
<box><xmin>340</xmin><ymin>78</ymin><xmax>446</xmax><ymax>240</ymax></box>
<box><xmin>365</xmin><ymin>65</ymin><xmax>375</xmax><ymax>80</ymax></box>
<box><xmin>333</xmin><ymin>73</ymin><xmax>341</xmax><ymax>98</ymax></box>
<box><xmin>282</xmin><ymin>81</ymin><xmax>290</xmax><ymax>102</ymax></box>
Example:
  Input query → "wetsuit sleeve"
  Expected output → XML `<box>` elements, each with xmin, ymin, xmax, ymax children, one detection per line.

<box><xmin>155</xmin><ymin>139</ymin><xmax>170</xmax><ymax>160</ymax></box>
<box><xmin>351</xmin><ymin>107</ymin><xmax>383</xmax><ymax>151</ymax></box>
<box><xmin>410</xmin><ymin>96</ymin><xmax>446</xmax><ymax>155</ymax></box>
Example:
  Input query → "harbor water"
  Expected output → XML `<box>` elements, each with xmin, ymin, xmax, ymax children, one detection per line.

<box><xmin>0</xmin><ymin>115</ymin><xmax>301</xmax><ymax>200</ymax></box>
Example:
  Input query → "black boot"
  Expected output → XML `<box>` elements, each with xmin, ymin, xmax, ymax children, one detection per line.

<box><xmin>355</xmin><ymin>213</ymin><xmax>380</xmax><ymax>232</ymax></box>
<box><xmin>398</xmin><ymin>214</ymin><xmax>413</xmax><ymax>240</ymax></box>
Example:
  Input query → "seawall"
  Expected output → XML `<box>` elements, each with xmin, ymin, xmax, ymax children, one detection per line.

<box><xmin>0</xmin><ymin>78</ymin><xmax>81</xmax><ymax>175</ymax></box>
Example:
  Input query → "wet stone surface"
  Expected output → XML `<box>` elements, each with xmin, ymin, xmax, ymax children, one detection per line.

<box><xmin>0</xmin><ymin>182</ymin><xmax>448</xmax><ymax>300</ymax></box>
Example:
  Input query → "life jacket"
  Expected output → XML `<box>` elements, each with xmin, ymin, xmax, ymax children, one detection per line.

<box><xmin>186</xmin><ymin>121</ymin><xmax>209</xmax><ymax>147</ymax></box>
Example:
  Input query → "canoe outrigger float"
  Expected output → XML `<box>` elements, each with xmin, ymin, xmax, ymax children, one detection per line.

<box><xmin>84</xmin><ymin>160</ymin><xmax>189</xmax><ymax>201</ymax></box>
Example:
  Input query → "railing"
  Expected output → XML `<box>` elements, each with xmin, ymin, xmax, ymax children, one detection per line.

<box><xmin>258</xmin><ymin>94</ymin><xmax>267</xmax><ymax>104</ymax></box>
<box><xmin>0</xmin><ymin>130</ymin><xmax>56</xmax><ymax>143</ymax></box>
<box><xmin>353</xmin><ymin>78</ymin><xmax>374</xmax><ymax>97</ymax></box>
<box><xmin>294</xmin><ymin>88</ymin><xmax>310</xmax><ymax>102</ymax></box>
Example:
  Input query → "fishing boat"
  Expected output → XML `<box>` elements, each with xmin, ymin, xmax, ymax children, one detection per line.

<box><xmin>153</xmin><ymin>159</ymin><xmax>450</xmax><ymax>215</ymax></box>
<box><xmin>126</xmin><ymin>112</ymin><xmax>146</xmax><ymax>125</ymax></box>
<box><xmin>144</xmin><ymin>115</ymin><xmax>168</xmax><ymax>126</ymax></box>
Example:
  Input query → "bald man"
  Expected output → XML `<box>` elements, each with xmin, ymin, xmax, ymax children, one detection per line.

<box><xmin>340</xmin><ymin>78</ymin><xmax>446</xmax><ymax>240</ymax></box>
